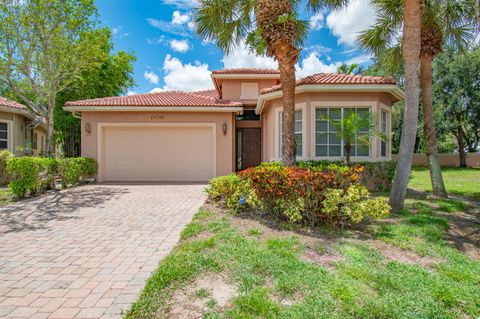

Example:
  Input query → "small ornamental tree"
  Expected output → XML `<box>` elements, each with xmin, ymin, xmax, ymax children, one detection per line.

<box><xmin>324</xmin><ymin>111</ymin><xmax>385</xmax><ymax>165</ymax></box>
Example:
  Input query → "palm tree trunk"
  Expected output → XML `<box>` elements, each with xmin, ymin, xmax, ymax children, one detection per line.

<box><xmin>456</xmin><ymin>115</ymin><xmax>467</xmax><ymax>167</ymax></box>
<box><xmin>420</xmin><ymin>54</ymin><xmax>448</xmax><ymax>198</ymax></box>
<box><xmin>278</xmin><ymin>59</ymin><xmax>296</xmax><ymax>166</ymax></box>
<box><xmin>344</xmin><ymin>143</ymin><xmax>352</xmax><ymax>165</ymax></box>
<box><xmin>389</xmin><ymin>0</ymin><xmax>422</xmax><ymax>212</ymax></box>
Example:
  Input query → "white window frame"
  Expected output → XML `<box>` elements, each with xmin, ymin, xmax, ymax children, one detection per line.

<box><xmin>0</xmin><ymin>120</ymin><xmax>13</xmax><ymax>152</ymax></box>
<box><xmin>379</xmin><ymin>106</ymin><xmax>391</xmax><ymax>158</ymax></box>
<box><xmin>311</xmin><ymin>106</ymin><xmax>373</xmax><ymax>160</ymax></box>
<box><xmin>240</xmin><ymin>82</ymin><xmax>259</xmax><ymax>100</ymax></box>
<box><xmin>274</xmin><ymin>106</ymin><xmax>306</xmax><ymax>160</ymax></box>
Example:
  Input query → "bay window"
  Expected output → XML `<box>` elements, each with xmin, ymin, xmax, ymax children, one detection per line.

<box><xmin>315</xmin><ymin>107</ymin><xmax>370</xmax><ymax>157</ymax></box>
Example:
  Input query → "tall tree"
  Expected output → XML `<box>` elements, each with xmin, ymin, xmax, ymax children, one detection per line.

<box><xmin>433</xmin><ymin>47</ymin><xmax>480</xmax><ymax>166</ymax></box>
<box><xmin>194</xmin><ymin>0</ymin><xmax>335</xmax><ymax>166</ymax></box>
<box><xmin>0</xmin><ymin>0</ymin><xmax>105</xmax><ymax>156</ymax></box>
<box><xmin>55</xmin><ymin>29</ymin><xmax>136</xmax><ymax>157</ymax></box>
<box><xmin>359</xmin><ymin>0</ymin><xmax>477</xmax><ymax>200</ymax></box>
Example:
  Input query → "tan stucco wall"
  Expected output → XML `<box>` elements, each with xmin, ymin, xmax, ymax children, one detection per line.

<box><xmin>221</xmin><ymin>79</ymin><xmax>279</xmax><ymax>104</ymax></box>
<box><xmin>0</xmin><ymin>111</ymin><xmax>30</xmax><ymax>153</ymax></box>
<box><xmin>392</xmin><ymin>153</ymin><xmax>480</xmax><ymax>168</ymax></box>
<box><xmin>80</xmin><ymin>111</ymin><xmax>236</xmax><ymax>178</ymax></box>
<box><xmin>261</xmin><ymin>92</ymin><xmax>394</xmax><ymax>162</ymax></box>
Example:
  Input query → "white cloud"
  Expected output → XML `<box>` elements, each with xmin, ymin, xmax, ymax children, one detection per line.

<box><xmin>127</xmin><ymin>90</ymin><xmax>137</xmax><ymax>96</ymax></box>
<box><xmin>309</xmin><ymin>12</ymin><xmax>324</xmax><ymax>30</ymax></box>
<box><xmin>151</xmin><ymin>54</ymin><xmax>212</xmax><ymax>92</ymax></box>
<box><xmin>296</xmin><ymin>52</ymin><xmax>342</xmax><ymax>78</ymax></box>
<box><xmin>111</xmin><ymin>26</ymin><xmax>130</xmax><ymax>38</ymax></box>
<box><xmin>172</xmin><ymin>10</ymin><xmax>190</xmax><ymax>25</ymax></box>
<box><xmin>222</xmin><ymin>42</ymin><xmax>278</xmax><ymax>69</ymax></box>
<box><xmin>345</xmin><ymin>54</ymin><xmax>372</xmax><ymax>65</ymax></box>
<box><xmin>144</xmin><ymin>71</ymin><xmax>160</xmax><ymax>85</ymax></box>
<box><xmin>147</xmin><ymin>18</ymin><xmax>190</xmax><ymax>37</ymax></box>
<box><xmin>161</xmin><ymin>0</ymin><xmax>199</xmax><ymax>8</ymax></box>
<box><xmin>326</xmin><ymin>0</ymin><xmax>376</xmax><ymax>46</ymax></box>
<box><xmin>170</xmin><ymin>39</ymin><xmax>191</xmax><ymax>53</ymax></box>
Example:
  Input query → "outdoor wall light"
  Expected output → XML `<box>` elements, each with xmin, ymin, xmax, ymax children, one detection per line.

<box><xmin>222</xmin><ymin>122</ymin><xmax>227</xmax><ymax>135</ymax></box>
<box><xmin>85</xmin><ymin>123</ymin><xmax>91</xmax><ymax>134</ymax></box>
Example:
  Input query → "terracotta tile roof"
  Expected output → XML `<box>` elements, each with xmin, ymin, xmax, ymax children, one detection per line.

<box><xmin>212</xmin><ymin>68</ymin><xmax>280</xmax><ymax>75</ymax></box>
<box><xmin>0</xmin><ymin>97</ymin><xmax>27</xmax><ymax>110</ymax></box>
<box><xmin>64</xmin><ymin>90</ymin><xmax>242</xmax><ymax>107</ymax></box>
<box><xmin>261</xmin><ymin>73</ymin><xmax>397</xmax><ymax>94</ymax></box>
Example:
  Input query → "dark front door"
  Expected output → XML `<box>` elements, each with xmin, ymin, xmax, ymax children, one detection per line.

<box><xmin>237</xmin><ymin>128</ymin><xmax>261</xmax><ymax>170</ymax></box>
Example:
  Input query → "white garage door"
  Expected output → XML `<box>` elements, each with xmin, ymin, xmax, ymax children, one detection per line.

<box><xmin>101</xmin><ymin>125</ymin><xmax>215</xmax><ymax>182</ymax></box>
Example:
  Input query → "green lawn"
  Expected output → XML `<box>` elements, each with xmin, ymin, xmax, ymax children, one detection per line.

<box><xmin>409</xmin><ymin>167</ymin><xmax>480</xmax><ymax>200</ymax></box>
<box><xmin>126</xmin><ymin>194</ymin><xmax>480</xmax><ymax>318</ymax></box>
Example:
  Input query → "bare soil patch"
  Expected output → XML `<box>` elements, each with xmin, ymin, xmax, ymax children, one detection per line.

<box><xmin>369</xmin><ymin>240</ymin><xmax>443</xmax><ymax>268</ymax></box>
<box><xmin>167</xmin><ymin>273</ymin><xmax>237</xmax><ymax>319</ymax></box>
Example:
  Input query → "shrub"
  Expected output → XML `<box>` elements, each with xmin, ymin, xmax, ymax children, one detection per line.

<box><xmin>7</xmin><ymin>157</ymin><xmax>45</xmax><ymax>198</ymax></box>
<box><xmin>0</xmin><ymin>150</ymin><xmax>13</xmax><ymax>185</ymax></box>
<box><xmin>7</xmin><ymin>157</ymin><xmax>97</xmax><ymax>198</ymax></box>
<box><xmin>206</xmin><ymin>173</ymin><xmax>253</xmax><ymax>209</ymax></box>
<box><xmin>58</xmin><ymin>157</ymin><xmax>97</xmax><ymax>187</ymax></box>
<box><xmin>299</xmin><ymin>160</ymin><xmax>396</xmax><ymax>191</ymax></box>
<box><xmin>206</xmin><ymin>162</ymin><xmax>390</xmax><ymax>227</ymax></box>
<box><xmin>321</xmin><ymin>184</ymin><xmax>390</xmax><ymax>226</ymax></box>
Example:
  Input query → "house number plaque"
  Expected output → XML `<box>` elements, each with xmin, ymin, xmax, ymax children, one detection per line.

<box><xmin>150</xmin><ymin>114</ymin><xmax>165</xmax><ymax>120</ymax></box>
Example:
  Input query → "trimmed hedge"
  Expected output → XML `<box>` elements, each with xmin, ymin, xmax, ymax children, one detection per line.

<box><xmin>7</xmin><ymin>157</ymin><xmax>97</xmax><ymax>199</ymax></box>
<box><xmin>0</xmin><ymin>150</ymin><xmax>13</xmax><ymax>185</ymax></box>
<box><xmin>208</xmin><ymin>162</ymin><xmax>390</xmax><ymax>227</ymax></box>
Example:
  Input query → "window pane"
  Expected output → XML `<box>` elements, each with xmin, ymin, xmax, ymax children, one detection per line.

<box><xmin>0</xmin><ymin>123</ymin><xmax>7</xmax><ymax>130</ymax></box>
<box><xmin>0</xmin><ymin>141</ymin><xmax>7</xmax><ymax>149</ymax></box>
<box><xmin>329</xmin><ymin>133</ymin><xmax>340</xmax><ymax>144</ymax></box>
<box><xmin>381</xmin><ymin>141</ymin><xmax>387</xmax><ymax>157</ymax></box>
<box><xmin>357</xmin><ymin>108</ymin><xmax>369</xmax><ymax>119</ymax></box>
<box><xmin>295</xmin><ymin>134</ymin><xmax>302</xmax><ymax>145</ymax></box>
<box><xmin>328</xmin><ymin>122</ymin><xmax>338</xmax><ymax>133</ymax></box>
<box><xmin>329</xmin><ymin>145</ymin><xmax>341</xmax><ymax>156</ymax></box>
<box><xmin>0</xmin><ymin>131</ymin><xmax>7</xmax><ymax>139</ymax></box>
<box><xmin>316</xmin><ymin>145</ymin><xmax>327</xmax><ymax>156</ymax></box>
<box><xmin>344</xmin><ymin>108</ymin><xmax>354</xmax><ymax>117</ymax></box>
<box><xmin>330</xmin><ymin>108</ymin><xmax>341</xmax><ymax>119</ymax></box>
<box><xmin>357</xmin><ymin>145</ymin><xmax>369</xmax><ymax>156</ymax></box>
<box><xmin>296</xmin><ymin>145</ymin><xmax>302</xmax><ymax>157</ymax></box>
<box><xmin>316</xmin><ymin>109</ymin><xmax>327</xmax><ymax>120</ymax></box>
<box><xmin>295</xmin><ymin>110</ymin><xmax>302</xmax><ymax>121</ymax></box>
<box><xmin>295</xmin><ymin>121</ymin><xmax>302</xmax><ymax>132</ymax></box>
<box><xmin>316</xmin><ymin>133</ymin><xmax>327</xmax><ymax>144</ymax></box>
<box><xmin>316</xmin><ymin>120</ymin><xmax>328</xmax><ymax>132</ymax></box>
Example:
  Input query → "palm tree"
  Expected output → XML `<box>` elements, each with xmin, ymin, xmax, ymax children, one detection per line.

<box><xmin>194</xmin><ymin>0</ymin><xmax>334</xmax><ymax>166</ymax></box>
<box><xmin>337</xmin><ymin>63</ymin><xmax>364</xmax><ymax>75</ymax></box>
<box><xmin>359</xmin><ymin>0</ymin><xmax>478</xmax><ymax>200</ymax></box>
<box><xmin>324</xmin><ymin>111</ymin><xmax>385</xmax><ymax>165</ymax></box>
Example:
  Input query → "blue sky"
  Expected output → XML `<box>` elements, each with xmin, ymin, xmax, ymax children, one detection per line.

<box><xmin>96</xmin><ymin>0</ymin><xmax>376</xmax><ymax>95</ymax></box>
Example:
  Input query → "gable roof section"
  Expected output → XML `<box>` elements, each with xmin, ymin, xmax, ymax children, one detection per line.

<box><xmin>0</xmin><ymin>97</ymin><xmax>27</xmax><ymax>110</ymax></box>
<box><xmin>261</xmin><ymin>73</ymin><xmax>397</xmax><ymax>94</ymax></box>
<box><xmin>64</xmin><ymin>90</ymin><xmax>243</xmax><ymax>112</ymax></box>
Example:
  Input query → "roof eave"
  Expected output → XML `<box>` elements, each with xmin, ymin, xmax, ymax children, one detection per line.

<box><xmin>211</xmin><ymin>73</ymin><xmax>281</xmax><ymax>80</ymax></box>
<box><xmin>63</xmin><ymin>105</ymin><xmax>244</xmax><ymax>113</ymax></box>
<box><xmin>255</xmin><ymin>84</ymin><xmax>405</xmax><ymax>114</ymax></box>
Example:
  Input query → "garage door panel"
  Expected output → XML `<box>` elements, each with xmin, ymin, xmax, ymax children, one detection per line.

<box><xmin>102</xmin><ymin>125</ymin><xmax>214</xmax><ymax>182</ymax></box>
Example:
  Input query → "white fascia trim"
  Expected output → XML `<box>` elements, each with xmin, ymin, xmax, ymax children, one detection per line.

<box><xmin>0</xmin><ymin>105</ymin><xmax>33</xmax><ymax>119</ymax></box>
<box><xmin>255</xmin><ymin>84</ymin><xmax>405</xmax><ymax>114</ymax></box>
<box><xmin>211</xmin><ymin>74</ymin><xmax>280</xmax><ymax>80</ymax></box>
<box><xmin>64</xmin><ymin>106</ymin><xmax>244</xmax><ymax>113</ymax></box>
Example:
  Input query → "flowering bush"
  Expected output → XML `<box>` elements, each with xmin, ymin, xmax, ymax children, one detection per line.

<box><xmin>207</xmin><ymin>162</ymin><xmax>390</xmax><ymax>227</ymax></box>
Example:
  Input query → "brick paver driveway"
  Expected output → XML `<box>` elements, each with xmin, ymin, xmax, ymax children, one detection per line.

<box><xmin>0</xmin><ymin>184</ymin><xmax>206</xmax><ymax>318</ymax></box>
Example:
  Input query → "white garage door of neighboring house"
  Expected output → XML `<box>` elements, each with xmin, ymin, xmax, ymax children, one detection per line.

<box><xmin>101</xmin><ymin>125</ymin><xmax>215</xmax><ymax>182</ymax></box>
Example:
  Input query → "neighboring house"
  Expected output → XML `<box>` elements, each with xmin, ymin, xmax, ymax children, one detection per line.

<box><xmin>0</xmin><ymin>97</ymin><xmax>47</xmax><ymax>156</ymax></box>
<box><xmin>64</xmin><ymin>69</ymin><xmax>404</xmax><ymax>182</ymax></box>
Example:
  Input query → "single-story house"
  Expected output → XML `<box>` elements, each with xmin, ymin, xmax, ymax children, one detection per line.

<box><xmin>0</xmin><ymin>97</ymin><xmax>47</xmax><ymax>156</ymax></box>
<box><xmin>64</xmin><ymin>69</ymin><xmax>404</xmax><ymax>182</ymax></box>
